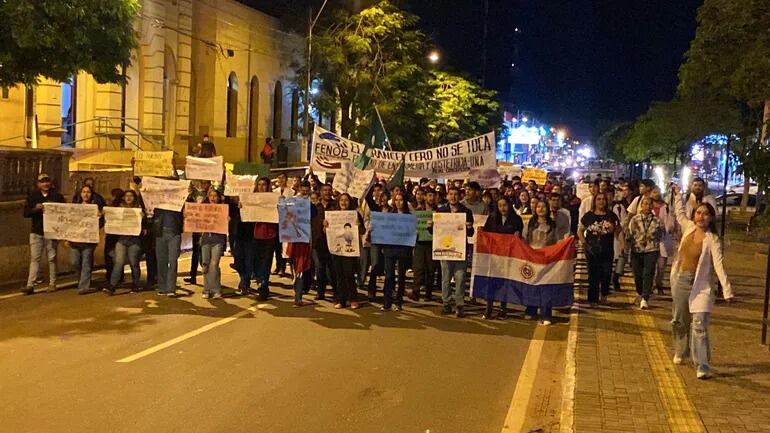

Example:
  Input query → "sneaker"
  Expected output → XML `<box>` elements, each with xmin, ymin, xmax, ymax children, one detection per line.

<box><xmin>47</xmin><ymin>284</ymin><xmax>58</xmax><ymax>293</ymax></box>
<box><xmin>380</xmin><ymin>305</ymin><xmax>391</xmax><ymax>311</ymax></box>
<box><xmin>441</xmin><ymin>305</ymin><xmax>453</xmax><ymax>315</ymax></box>
<box><xmin>235</xmin><ymin>285</ymin><xmax>248</xmax><ymax>296</ymax></box>
<box><xmin>640</xmin><ymin>299</ymin><xmax>649</xmax><ymax>310</ymax></box>
<box><xmin>103</xmin><ymin>287</ymin><xmax>115</xmax><ymax>296</ymax></box>
<box><xmin>350</xmin><ymin>302</ymin><xmax>360</xmax><ymax>310</ymax></box>
<box><xmin>673</xmin><ymin>355</ymin><xmax>684</xmax><ymax>365</ymax></box>
<box><xmin>395</xmin><ymin>304</ymin><xmax>403</xmax><ymax>311</ymax></box>
<box><xmin>334</xmin><ymin>303</ymin><xmax>344</xmax><ymax>309</ymax></box>
<box><xmin>600</xmin><ymin>295</ymin><xmax>608</xmax><ymax>303</ymax></box>
<box><xmin>20</xmin><ymin>286</ymin><xmax>34</xmax><ymax>295</ymax></box>
<box><xmin>293</xmin><ymin>301</ymin><xmax>305</xmax><ymax>308</ymax></box>
<box><xmin>211</xmin><ymin>293</ymin><xmax>222</xmax><ymax>300</ymax></box>
<box><xmin>183</xmin><ymin>278</ymin><xmax>197</xmax><ymax>285</ymax></box>
<box><xmin>541</xmin><ymin>320</ymin><xmax>552</xmax><ymax>326</ymax></box>
<box><xmin>165</xmin><ymin>291</ymin><xmax>177</xmax><ymax>297</ymax></box>
<box><xmin>455</xmin><ymin>306</ymin><xmax>464</xmax><ymax>318</ymax></box>
<box><xmin>78</xmin><ymin>288</ymin><xmax>98</xmax><ymax>295</ymax></box>
<box><xmin>202</xmin><ymin>293</ymin><xmax>211</xmax><ymax>299</ymax></box>
<box><xmin>696</xmin><ymin>366</ymin><xmax>711</xmax><ymax>380</ymax></box>
<box><xmin>482</xmin><ymin>313</ymin><xmax>492</xmax><ymax>320</ymax></box>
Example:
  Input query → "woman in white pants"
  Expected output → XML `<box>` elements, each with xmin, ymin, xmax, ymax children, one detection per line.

<box><xmin>670</xmin><ymin>185</ymin><xmax>734</xmax><ymax>379</ymax></box>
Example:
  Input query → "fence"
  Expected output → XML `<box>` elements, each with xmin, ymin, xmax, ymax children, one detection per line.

<box><xmin>0</xmin><ymin>147</ymin><xmax>70</xmax><ymax>202</ymax></box>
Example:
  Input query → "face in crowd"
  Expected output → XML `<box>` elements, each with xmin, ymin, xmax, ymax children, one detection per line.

<box><xmin>691</xmin><ymin>179</ymin><xmax>705</xmax><ymax>197</ymax></box>
<box><xmin>425</xmin><ymin>190</ymin><xmax>437</xmax><ymax>207</ymax></box>
<box><xmin>640</xmin><ymin>196</ymin><xmax>654</xmax><ymax>214</ymax></box>
<box><xmin>650</xmin><ymin>187</ymin><xmax>662</xmax><ymax>202</ymax></box>
<box><xmin>378</xmin><ymin>192</ymin><xmax>390</xmax><ymax>209</ymax></box>
<box><xmin>548</xmin><ymin>194</ymin><xmax>561</xmax><ymax>212</ymax></box>
<box><xmin>299</xmin><ymin>183</ymin><xmax>311</xmax><ymax>197</ymax></box>
<box><xmin>339</xmin><ymin>193</ymin><xmax>351</xmax><ymax>211</ymax></box>
<box><xmin>446</xmin><ymin>188</ymin><xmax>460</xmax><ymax>205</ymax></box>
<box><xmin>497</xmin><ymin>198</ymin><xmax>510</xmax><ymax>217</ymax></box>
<box><xmin>80</xmin><ymin>185</ymin><xmax>93</xmax><ymax>203</ymax></box>
<box><xmin>320</xmin><ymin>185</ymin><xmax>332</xmax><ymax>201</ymax></box>
<box><xmin>693</xmin><ymin>204</ymin><xmax>714</xmax><ymax>231</ymax></box>
<box><xmin>518</xmin><ymin>191</ymin><xmax>530</xmax><ymax>206</ymax></box>
<box><xmin>535</xmin><ymin>200</ymin><xmax>549</xmax><ymax>218</ymax></box>
<box><xmin>594</xmin><ymin>193</ymin><xmax>608</xmax><ymax>212</ymax></box>
<box><xmin>277</xmin><ymin>173</ymin><xmax>288</xmax><ymax>188</ymax></box>
<box><xmin>310</xmin><ymin>191</ymin><xmax>320</xmax><ymax>205</ymax></box>
<box><xmin>372</xmin><ymin>184</ymin><xmax>383</xmax><ymax>200</ymax></box>
<box><xmin>257</xmin><ymin>178</ymin><xmax>271</xmax><ymax>193</ymax></box>
<box><xmin>124</xmin><ymin>190</ymin><xmax>137</xmax><ymax>206</ymax></box>
<box><xmin>37</xmin><ymin>177</ymin><xmax>52</xmax><ymax>193</ymax></box>
<box><xmin>414</xmin><ymin>188</ymin><xmax>424</xmax><ymax>205</ymax></box>
<box><xmin>393</xmin><ymin>193</ymin><xmax>408</xmax><ymax>212</ymax></box>
<box><xmin>207</xmin><ymin>187</ymin><xmax>222</xmax><ymax>204</ymax></box>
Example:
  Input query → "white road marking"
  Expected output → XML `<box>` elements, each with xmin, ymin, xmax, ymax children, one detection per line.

<box><xmin>559</xmin><ymin>311</ymin><xmax>579</xmax><ymax>433</ymax></box>
<box><xmin>500</xmin><ymin>325</ymin><xmax>548</xmax><ymax>433</ymax></box>
<box><xmin>116</xmin><ymin>305</ymin><xmax>257</xmax><ymax>363</ymax></box>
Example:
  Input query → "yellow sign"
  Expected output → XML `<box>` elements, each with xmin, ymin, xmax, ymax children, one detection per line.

<box><xmin>522</xmin><ymin>168</ymin><xmax>548</xmax><ymax>186</ymax></box>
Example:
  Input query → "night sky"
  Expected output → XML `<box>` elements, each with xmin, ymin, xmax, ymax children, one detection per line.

<box><xmin>244</xmin><ymin>0</ymin><xmax>703</xmax><ymax>139</ymax></box>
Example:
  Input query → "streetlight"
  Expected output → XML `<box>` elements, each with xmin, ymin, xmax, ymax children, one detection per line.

<box><xmin>428</xmin><ymin>50</ymin><xmax>440</xmax><ymax>64</ymax></box>
<box><xmin>302</xmin><ymin>0</ymin><xmax>329</xmax><ymax>162</ymax></box>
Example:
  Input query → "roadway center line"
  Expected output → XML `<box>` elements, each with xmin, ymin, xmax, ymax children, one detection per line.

<box><xmin>116</xmin><ymin>305</ymin><xmax>258</xmax><ymax>363</ymax></box>
<box><xmin>500</xmin><ymin>324</ymin><xmax>548</xmax><ymax>433</ymax></box>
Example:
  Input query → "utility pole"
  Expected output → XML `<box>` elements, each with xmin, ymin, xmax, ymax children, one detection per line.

<box><xmin>301</xmin><ymin>0</ymin><xmax>329</xmax><ymax>163</ymax></box>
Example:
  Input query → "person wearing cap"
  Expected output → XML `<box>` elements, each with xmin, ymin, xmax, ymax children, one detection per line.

<box><xmin>21</xmin><ymin>173</ymin><xmax>66</xmax><ymax>295</ymax></box>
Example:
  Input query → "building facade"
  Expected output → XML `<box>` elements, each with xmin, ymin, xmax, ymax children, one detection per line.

<box><xmin>0</xmin><ymin>0</ymin><xmax>303</xmax><ymax>166</ymax></box>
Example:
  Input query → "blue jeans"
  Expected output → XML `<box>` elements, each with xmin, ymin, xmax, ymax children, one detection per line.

<box><xmin>70</xmin><ymin>245</ymin><xmax>95</xmax><ymax>291</ymax></box>
<box><xmin>27</xmin><ymin>233</ymin><xmax>57</xmax><ymax>287</ymax></box>
<box><xmin>201</xmin><ymin>242</ymin><xmax>224</xmax><ymax>295</ymax></box>
<box><xmin>111</xmin><ymin>241</ymin><xmax>141</xmax><ymax>286</ymax></box>
<box><xmin>312</xmin><ymin>247</ymin><xmax>334</xmax><ymax>298</ymax></box>
<box><xmin>155</xmin><ymin>229</ymin><xmax>181</xmax><ymax>294</ymax></box>
<box><xmin>672</xmin><ymin>272</ymin><xmax>711</xmax><ymax>370</ymax></box>
<box><xmin>440</xmin><ymin>260</ymin><xmax>467</xmax><ymax>307</ymax></box>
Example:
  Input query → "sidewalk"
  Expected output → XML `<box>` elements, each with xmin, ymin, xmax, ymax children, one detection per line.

<box><xmin>571</xmin><ymin>240</ymin><xmax>770</xmax><ymax>433</ymax></box>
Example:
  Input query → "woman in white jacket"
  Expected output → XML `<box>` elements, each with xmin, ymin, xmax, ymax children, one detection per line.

<box><xmin>670</xmin><ymin>185</ymin><xmax>735</xmax><ymax>379</ymax></box>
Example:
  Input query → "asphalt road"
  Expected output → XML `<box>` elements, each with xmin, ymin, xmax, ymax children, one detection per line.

<box><xmin>0</xmin><ymin>256</ymin><xmax>569</xmax><ymax>433</ymax></box>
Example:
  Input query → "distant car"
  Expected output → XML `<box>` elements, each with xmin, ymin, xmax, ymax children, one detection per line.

<box><xmin>728</xmin><ymin>182</ymin><xmax>758</xmax><ymax>195</ymax></box>
<box><xmin>715</xmin><ymin>193</ymin><xmax>756</xmax><ymax>216</ymax></box>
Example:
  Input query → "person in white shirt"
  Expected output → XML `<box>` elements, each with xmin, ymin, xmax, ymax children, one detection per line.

<box><xmin>684</xmin><ymin>177</ymin><xmax>717</xmax><ymax>220</ymax></box>
<box><xmin>578</xmin><ymin>181</ymin><xmax>598</xmax><ymax>222</ymax></box>
<box><xmin>625</xmin><ymin>179</ymin><xmax>656</xmax><ymax>217</ymax></box>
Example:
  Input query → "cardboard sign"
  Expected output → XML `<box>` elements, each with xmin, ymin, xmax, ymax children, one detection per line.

<box><xmin>43</xmin><ymin>203</ymin><xmax>100</xmax><ymax>243</ymax></box>
<box><xmin>498</xmin><ymin>164</ymin><xmax>523</xmax><ymax>180</ymax></box>
<box><xmin>134</xmin><ymin>151</ymin><xmax>174</xmax><ymax>177</ymax></box>
<box><xmin>469</xmin><ymin>168</ymin><xmax>502</xmax><ymax>189</ymax></box>
<box><xmin>332</xmin><ymin>161</ymin><xmax>375</xmax><ymax>200</ymax></box>
<box><xmin>432</xmin><ymin>212</ymin><xmax>467</xmax><ymax>261</ymax></box>
<box><xmin>185</xmin><ymin>155</ymin><xmax>224</xmax><ymax>181</ymax></box>
<box><xmin>104</xmin><ymin>207</ymin><xmax>143</xmax><ymax>236</ymax></box>
<box><xmin>183</xmin><ymin>203</ymin><xmax>229</xmax><ymax>234</ymax></box>
<box><xmin>415</xmin><ymin>210</ymin><xmax>434</xmax><ymax>242</ymax></box>
<box><xmin>522</xmin><ymin>168</ymin><xmax>548</xmax><ymax>186</ymax></box>
<box><xmin>239</xmin><ymin>192</ymin><xmax>279</xmax><ymax>223</ymax></box>
<box><xmin>370</xmin><ymin>212</ymin><xmax>417</xmax><ymax>247</ymax></box>
<box><xmin>278</xmin><ymin>197</ymin><xmax>311</xmax><ymax>243</ymax></box>
<box><xmin>325</xmin><ymin>210</ymin><xmax>360</xmax><ymax>257</ymax></box>
<box><xmin>224</xmin><ymin>172</ymin><xmax>257</xmax><ymax>197</ymax></box>
<box><xmin>140</xmin><ymin>177</ymin><xmax>190</xmax><ymax>212</ymax></box>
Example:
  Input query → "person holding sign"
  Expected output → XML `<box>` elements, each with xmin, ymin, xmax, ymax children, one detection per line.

<box><xmin>326</xmin><ymin>193</ymin><xmax>363</xmax><ymax>309</ymax></box>
<box><xmin>200</xmin><ymin>188</ymin><xmax>228</xmax><ymax>299</ymax></box>
<box><xmin>21</xmin><ymin>173</ymin><xmax>65</xmax><ymax>295</ymax></box>
<box><xmin>431</xmin><ymin>187</ymin><xmax>474</xmax><ymax>318</ymax></box>
<box><xmin>411</xmin><ymin>188</ymin><xmax>438</xmax><ymax>302</ymax></box>
<box><xmin>522</xmin><ymin>200</ymin><xmax>559</xmax><ymax>325</ymax></box>
<box><xmin>380</xmin><ymin>193</ymin><xmax>413</xmax><ymax>311</ymax></box>
<box><xmin>480</xmin><ymin>198</ymin><xmax>523</xmax><ymax>320</ymax></box>
<box><xmin>70</xmin><ymin>185</ymin><xmax>104</xmax><ymax>295</ymax></box>
<box><xmin>105</xmin><ymin>191</ymin><xmax>144</xmax><ymax>295</ymax></box>
<box><xmin>253</xmin><ymin>178</ymin><xmax>279</xmax><ymax>301</ymax></box>
<box><xmin>154</xmin><ymin>204</ymin><xmax>184</xmax><ymax>297</ymax></box>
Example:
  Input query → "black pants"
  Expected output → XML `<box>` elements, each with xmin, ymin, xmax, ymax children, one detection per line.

<box><xmin>142</xmin><ymin>234</ymin><xmax>157</xmax><ymax>284</ymax></box>
<box><xmin>190</xmin><ymin>233</ymin><xmax>201</xmax><ymax>280</ymax></box>
<box><xmin>631</xmin><ymin>251</ymin><xmax>659</xmax><ymax>301</ymax></box>
<box><xmin>383</xmin><ymin>256</ymin><xmax>408</xmax><ymax>308</ymax></box>
<box><xmin>412</xmin><ymin>242</ymin><xmax>436</xmax><ymax>299</ymax></box>
<box><xmin>104</xmin><ymin>234</ymin><xmax>119</xmax><ymax>282</ymax></box>
<box><xmin>333</xmin><ymin>255</ymin><xmax>358</xmax><ymax>306</ymax></box>
<box><xmin>586</xmin><ymin>252</ymin><xmax>613</xmax><ymax>303</ymax></box>
<box><xmin>312</xmin><ymin>247</ymin><xmax>335</xmax><ymax>298</ymax></box>
<box><xmin>274</xmin><ymin>240</ymin><xmax>286</xmax><ymax>272</ymax></box>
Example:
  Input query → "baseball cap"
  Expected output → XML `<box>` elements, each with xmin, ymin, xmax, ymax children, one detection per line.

<box><xmin>37</xmin><ymin>173</ymin><xmax>51</xmax><ymax>182</ymax></box>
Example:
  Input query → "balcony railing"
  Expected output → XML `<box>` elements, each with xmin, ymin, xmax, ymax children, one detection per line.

<box><xmin>0</xmin><ymin>147</ymin><xmax>68</xmax><ymax>202</ymax></box>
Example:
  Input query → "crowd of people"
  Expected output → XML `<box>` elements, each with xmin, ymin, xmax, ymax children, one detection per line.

<box><xmin>21</xmin><ymin>167</ymin><xmax>733</xmax><ymax>379</ymax></box>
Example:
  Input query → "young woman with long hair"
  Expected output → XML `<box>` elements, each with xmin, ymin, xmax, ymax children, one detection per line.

<box><xmin>105</xmin><ymin>190</ymin><xmax>143</xmax><ymax>295</ymax></box>
<box><xmin>481</xmin><ymin>197</ymin><xmax>523</xmax><ymax>320</ymax></box>
<box><xmin>522</xmin><ymin>200</ymin><xmax>558</xmax><ymax>325</ymax></box>
<box><xmin>327</xmin><ymin>193</ymin><xmax>363</xmax><ymax>309</ymax></box>
<box><xmin>625</xmin><ymin>196</ymin><xmax>663</xmax><ymax>310</ymax></box>
<box><xmin>380</xmin><ymin>192</ymin><xmax>412</xmax><ymax>311</ymax></box>
<box><xmin>579</xmin><ymin>192</ymin><xmax>620</xmax><ymax>305</ymax></box>
<box><xmin>71</xmin><ymin>185</ymin><xmax>103</xmax><ymax>295</ymax></box>
<box><xmin>200</xmin><ymin>187</ymin><xmax>227</xmax><ymax>299</ymax></box>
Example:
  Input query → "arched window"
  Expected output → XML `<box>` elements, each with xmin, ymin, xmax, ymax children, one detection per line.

<box><xmin>290</xmin><ymin>88</ymin><xmax>299</xmax><ymax>140</ymax></box>
<box><xmin>226</xmin><ymin>72</ymin><xmax>238</xmax><ymax>137</ymax></box>
<box><xmin>273</xmin><ymin>81</ymin><xmax>283</xmax><ymax>140</ymax></box>
<box><xmin>248</xmin><ymin>76</ymin><xmax>260</xmax><ymax>162</ymax></box>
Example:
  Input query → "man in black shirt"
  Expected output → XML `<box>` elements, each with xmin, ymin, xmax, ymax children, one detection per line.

<box><xmin>21</xmin><ymin>173</ymin><xmax>66</xmax><ymax>295</ymax></box>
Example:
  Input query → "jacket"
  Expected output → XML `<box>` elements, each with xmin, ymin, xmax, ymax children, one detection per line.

<box><xmin>670</xmin><ymin>193</ymin><xmax>733</xmax><ymax>313</ymax></box>
<box><xmin>483</xmin><ymin>212</ymin><xmax>523</xmax><ymax>235</ymax></box>
<box><xmin>24</xmin><ymin>189</ymin><xmax>66</xmax><ymax>235</ymax></box>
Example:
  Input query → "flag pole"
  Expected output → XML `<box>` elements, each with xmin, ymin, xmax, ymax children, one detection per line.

<box><xmin>373</xmin><ymin>104</ymin><xmax>391</xmax><ymax>151</ymax></box>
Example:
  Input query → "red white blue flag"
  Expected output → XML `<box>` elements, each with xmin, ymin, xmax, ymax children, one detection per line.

<box><xmin>471</xmin><ymin>231</ymin><xmax>576</xmax><ymax>307</ymax></box>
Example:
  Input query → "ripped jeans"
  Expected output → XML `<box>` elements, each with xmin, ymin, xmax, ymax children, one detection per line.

<box><xmin>671</xmin><ymin>272</ymin><xmax>711</xmax><ymax>370</ymax></box>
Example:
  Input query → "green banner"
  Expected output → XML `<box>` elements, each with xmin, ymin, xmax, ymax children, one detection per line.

<box><xmin>233</xmin><ymin>161</ymin><xmax>270</xmax><ymax>178</ymax></box>
<box><xmin>415</xmin><ymin>210</ymin><xmax>433</xmax><ymax>242</ymax></box>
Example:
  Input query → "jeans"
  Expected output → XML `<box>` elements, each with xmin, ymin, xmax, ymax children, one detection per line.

<box><xmin>412</xmin><ymin>242</ymin><xmax>436</xmax><ymax>298</ymax></box>
<box><xmin>201</xmin><ymin>242</ymin><xmax>224</xmax><ymax>295</ymax></box>
<box><xmin>70</xmin><ymin>245</ymin><xmax>95</xmax><ymax>291</ymax></box>
<box><xmin>440</xmin><ymin>260</ymin><xmax>467</xmax><ymax>307</ymax></box>
<box><xmin>234</xmin><ymin>237</ymin><xmax>256</xmax><ymax>289</ymax></box>
<box><xmin>111</xmin><ymin>241</ymin><xmax>141</xmax><ymax>287</ymax></box>
<box><xmin>631</xmin><ymin>251</ymin><xmax>659</xmax><ymax>301</ymax></box>
<box><xmin>274</xmin><ymin>241</ymin><xmax>286</xmax><ymax>272</ymax></box>
<box><xmin>358</xmin><ymin>246</ymin><xmax>371</xmax><ymax>288</ymax></box>
<box><xmin>333</xmin><ymin>255</ymin><xmax>358</xmax><ymax>306</ymax></box>
<box><xmin>671</xmin><ymin>272</ymin><xmax>711</xmax><ymax>370</ymax></box>
<box><xmin>155</xmin><ymin>229</ymin><xmax>181</xmax><ymax>294</ymax></box>
<box><xmin>367</xmin><ymin>245</ymin><xmax>384</xmax><ymax>297</ymax></box>
<box><xmin>586</xmin><ymin>252</ymin><xmax>613</xmax><ymax>303</ymax></box>
<box><xmin>104</xmin><ymin>234</ymin><xmax>119</xmax><ymax>282</ymax></box>
<box><xmin>27</xmin><ymin>233</ymin><xmax>57</xmax><ymax>288</ymax></box>
<box><xmin>312</xmin><ymin>247</ymin><xmax>335</xmax><ymax>298</ymax></box>
<box><xmin>383</xmin><ymin>256</ymin><xmax>408</xmax><ymax>308</ymax></box>
<box><xmin>293</xmin><ymin>272</ymin><xmax>312</xmax><ymax>303</ymax></box>
<box><xmin>614</xmin><ymin>253</ymin><xmax>626</xmax><ymax>276</ymax></box>
<box><xmin>254</xmin><ymin>239</ymin><xmax>275</xmax><ymax>299</ymax></box>
<box><xmin>655</xmin><ymin>255</ymin><xmax>668</xmax><ymax>289</ymax></box>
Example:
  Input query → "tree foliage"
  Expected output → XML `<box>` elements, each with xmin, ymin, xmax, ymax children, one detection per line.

<box><xmin>595</xmin><ymin>121</ymin><xmax>632</xmax><ymax>161</ymax></box>
<box><xmin>427</xmin><ymin>71</ymin><xmax>500</xmax><ymax>146</ymax></box>
<box><xmin>0</xmin><ymin>0</ymin><xmax>139</xmax><ymax>86</ymax></box>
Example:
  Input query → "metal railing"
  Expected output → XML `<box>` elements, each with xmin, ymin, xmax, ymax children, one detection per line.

<box><xmin>0</xmin><ymin>147</ymin><xmax>68</xmax><ymax>201</ymax></box>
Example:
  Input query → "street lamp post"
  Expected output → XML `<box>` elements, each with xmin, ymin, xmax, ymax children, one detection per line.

<box><xmin>302</xmin><ymin>0</ymin><xmax>329</xmax><ymax>162</ymax></box>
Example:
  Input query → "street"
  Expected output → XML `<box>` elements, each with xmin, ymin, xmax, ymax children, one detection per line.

<box><xmin>0</xmin><ymin>255</ymin><xmax>569</xmax><ymax>433</ymax></box>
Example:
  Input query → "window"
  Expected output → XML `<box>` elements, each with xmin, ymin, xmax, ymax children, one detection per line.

<box><xmin>273</xmin><ymin>81</ymin><xmax>283</xmax><ymax>140</ymax></box>
<box><xmin>290</xmin><ymin>88</ymin><xmax>299</xmax><ymax>141</ymax></box>
<box><xmin>226</xmin><ymin>72</ymin><xmax>238</xmax><ymax>137</ymax></box>
<box><xmin>1</xmin><ymin>87</ymin><xmax>8</xmax><ymax>99</ymax></box>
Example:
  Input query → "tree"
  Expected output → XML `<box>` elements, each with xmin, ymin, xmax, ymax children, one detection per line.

<box><xmin>595</xmin><ymin>121</ymin><xmax>632</xmax><ymax>161</ymax></box>
<box><xmin>0</xmin><ymin>0</ymin><xmax>139</xmax><ymax>86</ymax></box>
<box><xmin>426</xmin><ymin>71</ymin><xmax>500</xmax><ymax>146</ymax></box>
<box><xmin>305</xmin><ymin>1</ymin><xmax>436</xmax><ymax>150</ymax></box>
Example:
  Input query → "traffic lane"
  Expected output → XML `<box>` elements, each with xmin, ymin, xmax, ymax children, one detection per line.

<box><xmin>0</xmin><ymin>285</ymin><xmax>564</xmax><ymax>433</ymax></box>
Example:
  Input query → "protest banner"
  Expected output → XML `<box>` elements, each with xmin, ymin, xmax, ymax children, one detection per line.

<box><xmin>233</xmin><ymin>161</ymin><xmax>270</xmax><ymax>178</ymax></box>
<box><xmin>370</xmin><ymin>212</ymin><xmax>417</xmax><ymax>247</ymax></box>
<box><xmin>331</xmin><ymin>161</ymin><xmax>354</xmax><ymax>194</ymax></box>
<box><xmin>134</xmin><ymin>150</ymin><xmax>174</xmax><ymax>177</ymax></box>
<box><xmin>576</xmin><ymin>183</ymin><xmax>591</xmax><ymax>200</ymax></box>
<box><xmin>522</xmin><ymin>167</ymin><xmax>548</xmax><ymax>186</ymax></box>
<box><xmin>468</xmin><ymin>214</ymin><xmax>489</xmax><ymax>245</ymax></box>
<box><xmin>415</xmin><ymin>210</ymin><xmax>434</xmax><ymax>242</ymax></box>
<box><xmin>239</xmin><ymin>192</ymin><xmax>279</xmax><ymax>223</ymax></box>
<box><xmin>332</xmin><ymin>161</ymin><xmax>375</xmax><ymax>199</ymax></box>
<box><xmin>104</xmin><ymin>207</ymin><xmax>143</xmax><ymax>236</ymax></box>
<box><xmin>469</xmin><ymin>168</ymin><xmax>502</xmax><ymax>189</ymax></box>
<box><xmin>325</xmin><ymin>210</ymin><xmax>360</xmax><ymax>257</ymax></box>
<box><xmin>43</xmin><ymin>203</ymin><xmax>99</xmax><ymax>243</ymax></box>
<box><xmin>183</xmin><ymin>203</ymin><xmax>229</xmax><ymax>234</ymax></box>
<box><xmin>310</xmin><ymin>126</ymin><xmax>495</xmax><ymax>178</ymax></box>
<box><xmin>432</xmin><ymin>212</ymin><xmax>467</xmax><ymax>261</ymax></box>
<box><xmin>278</xmin><ymin>197</ymin><xmax>311</xmax><ymax>243</ymax></box>
<box><xmin>224</xmin><ymin>172</ymin><xmax>257</xmax><ymax>196</ymax></box>
<box><xmin>185</xmin><ymin>155</ymin><xmax>224</xmax><ymax>181</ymax></box>
<box><xmin>140</xmin><ymin>177</ymin><xmax>190</xmax><ymax>212</ymax></box>
<box><xmin>498</xmin><ymin>164</ymin><xmax>522</xmax><ymax>180</ymax></box>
